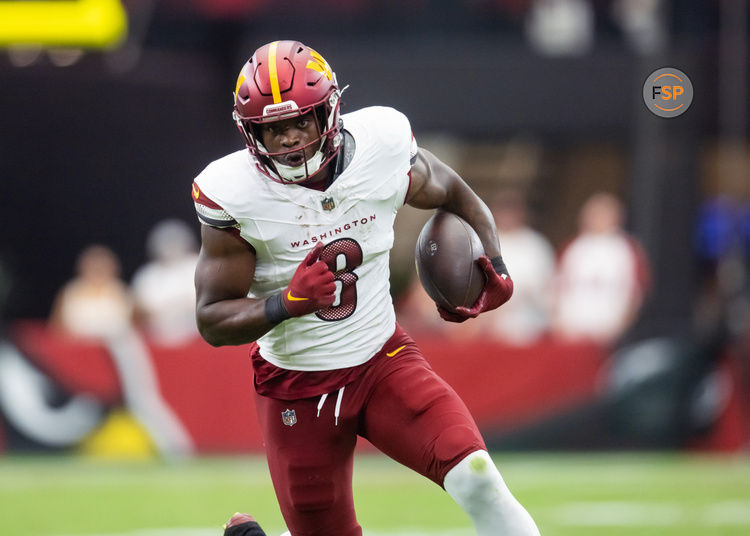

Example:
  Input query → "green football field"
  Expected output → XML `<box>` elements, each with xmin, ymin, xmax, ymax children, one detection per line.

<box><xmin>1</xmin><ymin>452</ymin><xmax>749</xmax><ymax>536</ymax></box>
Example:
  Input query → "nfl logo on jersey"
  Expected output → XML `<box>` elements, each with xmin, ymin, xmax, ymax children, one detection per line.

<box><xmin>281</xmin><ymin>409</ymin><xmax>297</xmax><ymax>426</ymax></box>
<box><xmin>321</xmin><ymin>196</ymin><xmax>335</xmax><ymax>211</ymax></box>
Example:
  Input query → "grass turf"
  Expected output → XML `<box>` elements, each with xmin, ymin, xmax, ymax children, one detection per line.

<box><xmin>0</xmin><ymin>452</ymin><xmax>748</xmax><ymax>536</ymax></box>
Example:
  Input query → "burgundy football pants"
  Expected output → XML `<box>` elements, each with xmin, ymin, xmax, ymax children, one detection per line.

<box><xmin>254</xmin><ymin>333</ymin><xmax>486</xmax><ymax>536</ymax></box>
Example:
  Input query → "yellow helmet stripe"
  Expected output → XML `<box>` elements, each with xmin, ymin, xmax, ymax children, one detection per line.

<box><xmin>267</xmin><ymin>41</ymin><xmax>282</xmax><ymax>104</ymax></box>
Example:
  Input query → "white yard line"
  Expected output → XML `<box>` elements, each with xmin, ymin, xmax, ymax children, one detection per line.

<box><xmin>550</xmin><ymin>501</ymin><xmax>684</xmax><ymax>526</ymax></box>
<box><xmin>701</xmin><ymin>500</ymin><xmax>750</xmax><ymax>526</ymax></box>
<box><xmin>50</xmin><ymin>500</ymin><xmax>750</xmax><ymax>536</ymax></box>
<box><xmin>549</xmin><ymin>500</ymin><xmax>750</xmax><ymax>527</ymax></box>
<box><xmin>53</xmin><ymin>529</ymin><xmax>474</xmax><ymax>536</ymax></box>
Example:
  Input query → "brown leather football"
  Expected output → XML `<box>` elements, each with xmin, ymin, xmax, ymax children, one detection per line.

<box><xmin>414</xmin><ymin>210</ymin><xmax>485</xmax><ymax>310</ymax></box>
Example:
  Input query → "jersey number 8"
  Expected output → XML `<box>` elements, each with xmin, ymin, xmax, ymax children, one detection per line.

<box><xmin>316</xmin><ymin>238</ymin><xmax>363</xmax><ymax>321</ymax></box>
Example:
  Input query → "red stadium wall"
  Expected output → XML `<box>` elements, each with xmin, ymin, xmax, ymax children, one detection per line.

<box><xmin>2</xmin><ymin>322</ymin><xmax>747</xmax><ymax>455</ymax></box>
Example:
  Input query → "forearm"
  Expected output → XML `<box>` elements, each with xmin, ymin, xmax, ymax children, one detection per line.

<box><xmin>441</xmin><ymin>179</ymin><xmax>502</xmax><ymax>259</ymax></box>
<box><xmin>409</xmin><ymin>150</ymin><xmax>502</xmax><ymax>259</ymax></box>
<box><xmin>196</xmin><ymin>297</ymin><xmax>274</xmax><ymax>346</ymax></box>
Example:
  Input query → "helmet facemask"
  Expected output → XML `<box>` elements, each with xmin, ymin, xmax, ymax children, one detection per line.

<box><xmin>233</xmin><ymin>86</ymin><xmax>344</xmax><ymax>184</ymax></box>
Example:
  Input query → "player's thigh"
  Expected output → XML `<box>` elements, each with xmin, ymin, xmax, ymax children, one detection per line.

<box><xmin>361</xmin><ymin>352</ymin><xmax>485</xmax><ymax>486</ymax></box>
<box><xmin>254</xmin><ymin>392</ymin><xmax>361</xmax><ymax>536</ymax></box>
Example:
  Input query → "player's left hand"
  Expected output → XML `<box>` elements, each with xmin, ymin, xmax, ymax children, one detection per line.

<box><xmin>438</xmin><ymin>255</ymin><xmax>513</xmax><ymax>323</ymax></box>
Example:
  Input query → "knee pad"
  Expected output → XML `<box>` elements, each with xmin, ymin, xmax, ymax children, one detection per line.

<box><xmin>443</xmin><ymin>450</ymin><xmax>509</xmax><ymax>508</ymax></box>
<box><xmin>433</xmin><ymin>425</ymin><xmax>486</xmax><ymax>484</ymax></box>
<box><xmin>444</xmin><ymin>450</ymin><xmax>541</xmax><ymax>536</ymax></box>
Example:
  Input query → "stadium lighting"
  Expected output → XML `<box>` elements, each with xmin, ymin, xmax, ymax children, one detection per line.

<box><xmin>0</xmin><ymin>0</ymin><xmax>128</xmax><ymax>49</ymax></box>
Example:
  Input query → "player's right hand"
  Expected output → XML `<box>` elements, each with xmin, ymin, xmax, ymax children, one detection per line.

<box><xmin>281</xmin><ymin>242</ymin><xmax>336</xmax><ymax>317</ymax></box>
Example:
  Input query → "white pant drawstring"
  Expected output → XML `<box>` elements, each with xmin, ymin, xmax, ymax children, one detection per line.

<box><xmin>316</xmin><ymin>386</ymin><xmax>345</xmax><ymax>426</ymax></box>
<box><xmin>316</xmin><ymin>393</ymin><xmax>328</xmax><ymax>418</ymax></box>
<box><xmin>334</xmin><ymin>386</ymin><xmax>345</xmax><ymax>426</ymax></box>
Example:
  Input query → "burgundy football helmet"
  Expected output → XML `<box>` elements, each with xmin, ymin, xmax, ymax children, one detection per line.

<box><xmin>233</xmin><ymin>40</ymin><xmax>344</xmax><ymax>184</ymax></box>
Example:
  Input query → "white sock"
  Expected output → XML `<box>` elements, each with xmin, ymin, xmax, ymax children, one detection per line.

<box><xmin>443</xmin><ymin>450</ymin><xmax>540</xmax><ymax>535</ymax></box>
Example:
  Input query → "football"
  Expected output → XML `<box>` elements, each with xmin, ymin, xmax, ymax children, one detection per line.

<box><xmin>414</xmin><ymin>210</ymin><xmax>485</xmax><ymax>310</ymax></box>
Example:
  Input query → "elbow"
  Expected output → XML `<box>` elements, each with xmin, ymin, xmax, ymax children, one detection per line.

<box><xmin>195</xmin><ymin>313</ymin><xmax>226</xmax><ymax>347</ymax></box>
<box><xmin>197</xmin><ymin>323</ymin><xmax>224</xmax><ymax>347</ymax></box>
<box><xmin>196</xmin><ymin>316</ymin><xmax>259</xmax><ymax>347</ymax></box>
<box><xmin>203</xmin><ymin>334</ymin><xmax>225</xmax><ymax>348</ymax></box>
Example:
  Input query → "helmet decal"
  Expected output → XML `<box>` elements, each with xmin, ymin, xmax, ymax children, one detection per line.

<box><xmin>234</xmin><ymin>70</ymin><xmax>246</xmax><ymax>100</ymax></box>
<box><xmin>267</xmin><ymin>40</ymin><xmax>282</xmax><ymax>104</ymax></box>
<box><xmin>306</xmin><ymin>49</ymin><xmax>332</xmax><ymax>81</ymax></box>
<box><xmin>262</xmin><ymin>100</ymin><xmax>299</xmax><ymax>117</ymax></box>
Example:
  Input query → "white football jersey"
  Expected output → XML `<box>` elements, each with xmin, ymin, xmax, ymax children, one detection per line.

<box><xmin>193</xmin><ymin>107</ymin><xmax>417</xmax><ymax>371</ymax></box>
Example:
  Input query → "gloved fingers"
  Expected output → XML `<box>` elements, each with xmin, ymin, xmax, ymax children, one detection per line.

<box><xmin>437</xmin><ymin>305</ymin><xmax>470</xmax><ymax>323</ymax></box>
<box><xmin>303</xmin><ymin>242</ymin><xmax>326</xmax><ymax>266</ymax></box>
<box><xmin>320</xmin><ymin>281</ymin><xmax>337</xmax><ymax>295</ymax></box>
<box><xmin>454</xmin><ymin>304</ymin><xmax>481</xmax><ymax>318</ymax></box>
<box><xmin>310</xmin><ymin>260</ymin><xmax>335</xmax><ymax>279</ymax></box>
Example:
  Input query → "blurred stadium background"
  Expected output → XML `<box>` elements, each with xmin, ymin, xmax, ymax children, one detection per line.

<box><xmin>0</xmin><ymin>1</ymin><xmax>748</xmax><ymax>535</ymax></box>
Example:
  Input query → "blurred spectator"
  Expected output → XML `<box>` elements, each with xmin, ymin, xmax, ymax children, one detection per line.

<box><xmin>694</xmin><ymin>196</ymin><xmax>750</xmax><ymax>338</ymax></box>
<box><xmin>50</xmin><ymin>245</ymin><xmax>133</xmax><ymax>340</ymax></box>
<box><xmin>50</xmin><ymin>243</ymin><xmax>194</xmax><ymax>457</ymax></box>
<box><xmin>525</xmin><ymin>0</ymin><xmax>594</xmax><ymax>56</ymax></box>
<box><xmin>131</xmin><ymin>219</ymin><xmax>200</xmax><ymax>346</ymax></box>
<box><xmin>611</xmin><ymin>0</ymin><xmax>665</xmax><ymax>55</ymax></box>
<box><xmin>478</xmin><ymin>189</ymin><xmax>556</xmax><ymax>345</ymax></box>
<box><xmin>552</xmin><ymin>192</ymin><xmax>650</xmax><ymax>345</ymax></box>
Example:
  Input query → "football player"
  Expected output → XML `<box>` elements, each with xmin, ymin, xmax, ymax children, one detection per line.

<box><xmin>194</xmin><ymin>40</ymin><xmax>540</xmax><ymax>536</ymax></box>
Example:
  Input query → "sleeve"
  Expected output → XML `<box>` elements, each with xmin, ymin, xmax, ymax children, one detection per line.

<box><xmin>400</xmin><ymin>131</ymin><xmax>418</xmax><ymax>207</ymax></box>
<box><xmin>191</xmin><ymin>181</ymin><xmax>239</xmax><ymax>230</ymax></box>
<box><xmin>409</xmin><ymin>131</ymin><xmax>418</xmax><ymax>167</ymax></box>
<box><xmin>380</xmin><ymin>108</ymin><xmax>417</xmax><ymax>211</ymax></box>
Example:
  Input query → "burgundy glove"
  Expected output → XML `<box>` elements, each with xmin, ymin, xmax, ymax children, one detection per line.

<box><xmin>438</xmin><ymin>255</ymin><xmax>514</xmax><ymax>323</ymax></box>
<box><xmin>265</xmin><ymin>242</ymin><xmax>336</xmax><ymax>323</ymax></box>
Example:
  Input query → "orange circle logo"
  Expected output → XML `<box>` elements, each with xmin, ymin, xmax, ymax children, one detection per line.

<box><xmin>643</xmin><ymin>67</ymin><xmax>693</xmax><ymax>118</ymax></box>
